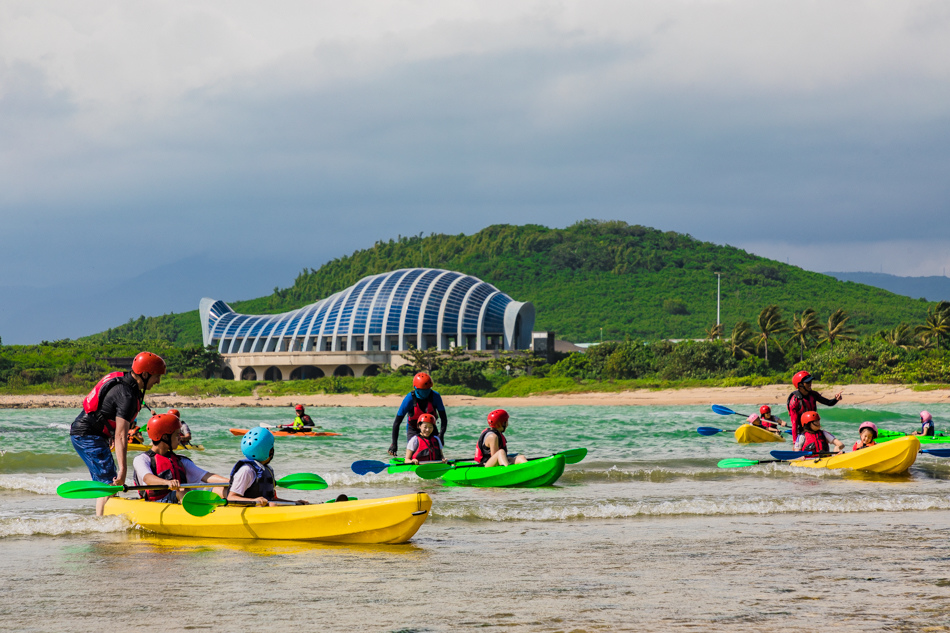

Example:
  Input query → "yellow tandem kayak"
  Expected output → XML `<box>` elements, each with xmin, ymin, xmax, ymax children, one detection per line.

<box><xmin>791</xmin><ymin>436</ymin><xmax>920</xmax><ymax>475</ymax></box>
<box><xmin>734</xmin><ymin>424</ymin><xmax>785</xmax><ymax>444</ymax></box>
<box><xmin>104</xmin><ymin>492</ymin><xmax>431</xmax><ymax>543</ymax></box>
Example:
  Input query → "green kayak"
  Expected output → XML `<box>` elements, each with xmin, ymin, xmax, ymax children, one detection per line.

<box><xmin>878</xmin><ymin>429</ymin><xmax>950</xmax><ymax>445</ymax></box>
<box><xmin>439</xmin><ymin>454</ymin><xmax>566</xmax><ymax>487</ymax></box>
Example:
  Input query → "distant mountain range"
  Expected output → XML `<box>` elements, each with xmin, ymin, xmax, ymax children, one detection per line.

<box><xmin>824</xmin><ymin>272</ymin><xmax>950</xmax><ymax>303</ymax></box>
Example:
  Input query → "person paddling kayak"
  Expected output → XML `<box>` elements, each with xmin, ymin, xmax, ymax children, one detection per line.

<box><xmin>69</xmin><ymin>351</ymin><xmax>166</xmax><ymax>516</ymax></box>
<box><xmin>404</xmin><ymin>414</ymin><xmax>446</xmax><ymax>464</ymax></box>
<box><xmin>388</xmin><ymin>372</ymin><xmax>447</xmax><ymax>456</ymax></box>
<box><xmin>132</xmin><ymin>413</ymin><xmax>228</xmax><ymax>502</ymax></box>
<box><xmin>793</xmin><ymin>412</ymin><xmax>845</xmax><ymax>454</ymax></box>
<box><xmin>787</xmin><ymin>371</ymin><xmax>842</xmax><ymax>441</ymax></box>
<box><xmin>228</xmin><ymin>428</ymin><xmax>310</xmax><ymax>507</ymax></box>
<box><xmin>754</xmin><ymin>405</ymin><xmax>787</xmax><ymax>431</ymax></box>
<box><xmin>910</xmin><ymin>411</ymin><xmax>936</xmax><ymax>437</ymax></box>
<box><xmin>476</xmin><ymin>410</ymin><xmax>527</xmax><ymax>467</ymax></box>
<box><xmin>287</xmin><ymin>404</ymin><xmax>315</xmax><ymax>433</ymax></box>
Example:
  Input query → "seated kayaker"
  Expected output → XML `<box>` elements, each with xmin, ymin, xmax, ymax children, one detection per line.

<box><xmin>747</xmin><ymin>414</ymin><xmax>782</xmax><ymax>437</ymax></box>
<box><xmin>910</xmin><ymin>411</ymin><xmax>936</xmax><ymax>437</ymax></box>
<box><xmin>404</xmin><ymin>414</ymin><xmax>445</xmax><ymax>464</ymax></box>
<box><xmin>756</xmin><ymin>405</ymin><xmax>787</xmax><ymax>430</ymax></box>
<box><xmin>128</xmin><ymin>419</ymin><xmax>144</xmax><ymax>445</ymax></box>
<box><xmin>852</xmin><ymin>422</ymin><xmax>878</xmax><ymax>451</ymax></box>
<box><xmin>286</xmin><ymin>404</ymin><xmax>315</xmax><ymax>433</ymax></box>
<box><xmin>228</xmin><ymin>428</ymin><xmax>309</xmax><ymax>507</ymax></box>
<box><xmin>167</xmin><ymin>409</ymin><xmax>192</xmax><ymax>446</ymax></box>
<box><xmin>476</xmin><ymin>410</ymin><xmax>528</xmax><ymax>467</ymax></box>
<box><xmin>793</xmin><ymin>412</ymin><xmax>845</xmax><ymax>455</ymax></box>
<box><xmin>132</xmin><ymin>413</ymin><xmax>228</xmax><ymax>503</ymax></box>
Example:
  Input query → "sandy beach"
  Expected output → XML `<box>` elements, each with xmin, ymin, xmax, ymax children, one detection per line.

<box><xmin>1</xmin><ymin>383</ymin><xmax>946</xmax><ymax>409</ymax></box>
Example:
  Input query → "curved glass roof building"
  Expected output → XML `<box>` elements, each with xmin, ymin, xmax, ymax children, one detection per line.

<box><xmin>200</xmin><ymin>268</ymin><xmax>535</xmax><ymax>355</ymax></box>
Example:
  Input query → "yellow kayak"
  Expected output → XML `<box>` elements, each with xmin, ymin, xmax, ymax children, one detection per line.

<box><xmin>791</xmin><ymin>436</ymin><xmax>920</xmax><ymax>475</ymax></box>
<box><xmin>735</xmin><ymin>424</ymin><xmax>785</xmax><ymax>444</ymax></box>
<box><xmin>117</xmin><ymin>443</ymin><xmax>204</xmax><ymax>452</ymax></box>
<box><xmin>104</xmin><ymin>492</ymin><xmax>431</xmax><ymax>543</ymax></box>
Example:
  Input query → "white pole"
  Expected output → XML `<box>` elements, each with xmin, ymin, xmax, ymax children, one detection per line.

<box><xmin>715</xmin><ymin>273</ymin><xmax>721</xmax><ymax>326</ymax></box>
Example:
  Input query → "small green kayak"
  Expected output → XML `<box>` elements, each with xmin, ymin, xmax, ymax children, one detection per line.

<box><xmin>878</xmin><ymin>429</ymin><xmax>950</xmax><ymax>445</ymax></box>
<box><xmin>439</xmin><ymin>454</ymin><xmax>566</xmax><ymax>487</ymax></box>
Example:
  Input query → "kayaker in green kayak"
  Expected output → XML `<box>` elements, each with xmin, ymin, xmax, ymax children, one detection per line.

<box><xmin>227</xmin><ymin>428</ymin><xmax>310</xmax><ymax>507</ymax></box>
<box><xmin>910</xmin><ymin>411</ymin><xmax>936</xmax><ymax>437</ymax></box>
<box><xmin>132</xmin><ymin>413</ymin><xmax>229</xmax><ymax>503</ymax></box>
<box><xmin>404</xmin><ymin>414</ymin><xmax>446</xmax><ymax>464</ymax></box>
<box><xmin>476</xmin><ymin>410</ymin><xmax>527</xmax><ymax>467</ymax></box>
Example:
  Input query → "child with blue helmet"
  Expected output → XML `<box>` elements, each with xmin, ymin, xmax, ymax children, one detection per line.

<box><xmin>227</xmin><ymin>428</ymin><xmax>310</xmax><ymax>507</ymax></box>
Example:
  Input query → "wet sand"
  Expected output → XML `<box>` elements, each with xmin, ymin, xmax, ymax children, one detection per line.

<box><xmin>1</xmin><ymin>383</ymin><xmax>947</xmax><ymax>409</ymax></box>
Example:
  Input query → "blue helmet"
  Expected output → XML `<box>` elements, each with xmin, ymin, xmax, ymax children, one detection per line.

<box><xmin>241</xmin><ymin>427</ymin><xmax>275</xmax><ymax>462</ymax></box>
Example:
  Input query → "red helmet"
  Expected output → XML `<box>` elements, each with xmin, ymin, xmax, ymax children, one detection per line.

<box><xmin>295</xmin><ymin>404</ymin><xmax>304</xmax><ymax>412</ymax></box>
<box><xmin>146</xmin><ymin>413</ymin><xmax>181</xmax><ymax>443</ymax></box>
<box><xmin>417</xmin><ymin>413</ymin><xmax>437</xmax><ymax>426</ymax></box>
<box><xmin>759</xmin><ymin>405</ymin><xmax>771</xmax><ymax>415</ymax></box>
<box><xmin>132</xmin><ymin>352</ymin><xmax>166</xmax><ymax>376</ymax></box>
<box><xmin>487</xmin><ymin>409</ymin><xmax>509</xmax><ymax>429</ymax></box>
<box><xmin>792</xmin><ymin>371</ymin><xmax>812</xmax><ymax>390</ymax></box>
<box><xmin>413</xmin><ymin>372</ymin><xmax>433</xmax><ymax>390</ymax></box>
<box><xmin>800</xmin><ymin>411</ymin><xmax>820</xmax><ymax>427</ymax></box>
<box><xmin>168</xmin><ymin>409</ymin><xmax>181</xmax><ymax>419</ymax></box>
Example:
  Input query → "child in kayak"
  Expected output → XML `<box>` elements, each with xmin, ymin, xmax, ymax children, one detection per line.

<box><xmin>128</xmin><ymin>418</ymin><xmax>144</xmax><ymax>445</ymax></box>
<box><xmin>755</xmin><ymin>406</ymin><xmax>787</xmax><ymax>431</ymax></box>
<box><xmin>910</xmin><ymin>411</ymin><xmax>936</xmax><ymax>437</ymax></box>
<box><xmin>167</xmin><ymin>409</ymin><xmax>192</xmax><ymax>446</ymax></box>
<box><xmin>227</xmin><ymin>428</ymin><xmax>310</xmax><ymax>507</ymax></box>
<box><xmin>132</xmin><ymin>413</ymin><xmax>228</xmax><ymax>503</ymax></box>
<box><xmin>476</xmin><ymin>410</ymin><xmax>528</xmax><ymax>467</ymax></box>
<box><xmin>746</xmin><ymin>414</ymin><xmax>783</xmax><ymax>437</ymax></box>
<box><xmin>404</xmin><ymin>414</ymin><xmax>446</xmax><ymax>464</ymax></box>
<box><xmin>793</xmin><ymin>411</ymin><xmax>845</xmax><ymax>454</ymax></box>
<box><xmin>852</xmin><ymin>422</ymin><xmax>878</xmax><ymax>451</ymax></box>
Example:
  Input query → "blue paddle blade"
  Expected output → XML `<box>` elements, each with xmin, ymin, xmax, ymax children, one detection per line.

<box><xmin>783</xmin><ymin>429</ymin><xmax>793</xmax><ymax>435</ymax></box>
<box><xmin>351</xmin><ymin>460</ymin><xmax>388</xmax><ymax>475</ymax></box>
<box><xmin>711</xmin><ymin>405</ymin><xmax>739</xmax><ymax>416</ymax></box>
<box><xmin>921</xmin><ymin>448</ymin><xmax>950</xmax><ymax>457</ymax></box>
<box><xmin>770</xmin><ymin>450</ymin><xmax>810</xmax><ymax>460</ymax></box>
<box><xmin>697</xmin><ymin>427</ymin><xmax>724</xmax><ymax>436</ymax></box>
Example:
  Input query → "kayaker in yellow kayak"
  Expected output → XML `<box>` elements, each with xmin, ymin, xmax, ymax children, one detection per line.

<box><xmin>168</xmin><ymin>409</ymin><xmax>192</xmax><ymax>445</ymax></box>
<box><xmin>753</xmin><ymin>405</ymin><xmax>787</xmax><ymax>431</ymax></box>
<box><xmin>910</xmin><ymin>411</ymin><xmax>936</xmax><ymax>437</ymax></box>
<box><xmin>476</xmin><ymin>410</ymin><xmax>527</xmax><ymax>467</ymax></box>
<box><xmin>852</xmin><ymin>422</ymin><xmax>878</xmax><ymax>451</ymax></box>
<box><xmin>793</xmin><ymin>412</ymin><xmax>845</xmax><ymax>454</ymax></box>
<box><xmin>747</xmin><ymin>413</ymin><xmax>783</xmax><ymax>438</ymax></box>
<box><xmin>404</xmin><ymin>414</ymin><xmax>446</xmax><ymax>464</ymax></box>
<box><xmin>227</xmin><ymin>428</ymin><xmax>310</xmax><ymax>507</ymax></box>
<box><xmin>128</xmin><ymin>418</ymin><xmax>144</xmax><ymax>445</ymax></box>
<box><xmin>131</xmin><ymin>413</ymin><xmax>228</xmax><ymax>503</ymax></box>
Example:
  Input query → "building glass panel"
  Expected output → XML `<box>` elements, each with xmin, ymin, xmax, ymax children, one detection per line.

<box><xmin>483</xmin><ymin>294</ymin><xmax>511</xmax><ymax>333</ymax></box>
<box><xmin>369</xmin><ymin>270</ymin><xmax>408</xmax><ymax>334</ymax></box>
<box><xmin>442</xmin><ymin>276</ymin><xmax>477</xmax><ymax>334</ymax></box>
<box><xmin>385</xmin><ymin>268</ymin><xmax>425</xmax><ymax>333</ymax></box>
<box><xmin>352</xmin><ymin>274</ymin><xmax>385</xmax><ymax>335</ymax></box>
<box><xmin>403</xmin><ymin>270</ymin><xmax>441</xmax><ymax>335</ymax></box>
<box><xmin>462</xmin><ymin>283</ymin><xmax>494</xmax><ymax>333</ymax></box>
<box><xmin>421</xmin><ymin>273</ymin><xmax>459</xmax><ymax>333</ymax></box>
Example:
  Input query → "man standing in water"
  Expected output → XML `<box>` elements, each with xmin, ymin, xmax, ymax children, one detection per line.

<box><xmin>388</xmin><ymin>372</ymin><xmax>448</xmax><ymax>456</ymax></box>
<box><xmin>787</xmin><ymin>370</ymin><xmax>842</xmax><ymax>441</ymax></box>
<box><xmin>69</xmin><ymin>352</ymin><xmax>166</xmax><ymax>515</ymax></box>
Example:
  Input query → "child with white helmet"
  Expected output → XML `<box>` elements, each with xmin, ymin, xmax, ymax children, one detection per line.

<box><xmin>852</xmin><ymin>422</ymin><xmax>878</xmax><ymax>451</ymax></box>
<box><xmin>227</xmin><ymin>428</ymin><xmax>310</xmax><ymax>507</ymax></box>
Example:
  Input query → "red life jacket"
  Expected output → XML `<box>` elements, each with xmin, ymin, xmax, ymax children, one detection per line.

<box><xmin>475</xmin><ymin>428</ymin><xmax>507</xmax><ymax>464</ymax></box>
<box><xmin>799</xmin><ymin>430</ymin><xmax>830</xmax><ymax>454</ymax></box>
<box><xmin>787</xmin><ymin>391</ymin><xmax>818</xmax><ymax>441</ymax></box>
<box><xmin>81</xmin><ymin>372</ymin><xmax>142</xmax><ymax>438</ymax></box>
<box><xmin>412</xmin><ymin>435</ymin><xmax>443</xmax><ymax>462</ymax></box>
<box><xmin>760</xmin><ymin>417</ymin><xmax>778</xmax><ymax>430</ymax></box>
<box><xmin>408</xmin><ymin>393</ymin><xmax>436</xmax><ymax>423</ymax></box>
<box><xmin>136</xmin><ymin>450</ymin><xmax>186</xmax><ymax>502</ymax></box>
<box><xmin>852</xmin><ymin>440</ymin><xmax>875</xmax><ymax>451</ymax></box>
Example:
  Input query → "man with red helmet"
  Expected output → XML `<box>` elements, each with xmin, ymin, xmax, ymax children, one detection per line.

<box><xmin>132</xmin><ymin>413</ymin><xmax>228</xmax><ymax>503</ymax></box>
<box><xmin>70</xmin><ymin>351</ymin><xmax>167</xmax><ymax>515</ymax></box>
<box><xmin>475</xmin><ymin>409</ymin><xmax>527</xmax><ymax>467</ymax></box>
<box><xmin>787</xmin><ymin>370</ymin><xmax>842</xmax><ymax>442</ymax></box>
<box><xmin>388</xmin><ymin>372</ymin><xmax>448</xmax><ymax>456</ymax></box>
<box><xmin>288</xmin><ymin>404</ymin><xmax>314</xmax><ymax>432</ymax></box>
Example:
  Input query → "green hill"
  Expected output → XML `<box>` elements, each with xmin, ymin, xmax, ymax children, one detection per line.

<box><xmin>85</xmin><ymin>220</ymin><xmax>932</xmax><ymax>346</ymax></box>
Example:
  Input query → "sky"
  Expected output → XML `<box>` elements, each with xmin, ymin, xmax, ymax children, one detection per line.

<box><xmin>1</xmin><ymin>1</ymin><xmax>949</xmax><ymax>342</ymax></box>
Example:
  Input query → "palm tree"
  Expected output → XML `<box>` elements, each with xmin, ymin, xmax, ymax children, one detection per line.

<box><xmin>916</xmin><ymin>305</ymin><xmax>950</xmax><ymax>349</ymax></box>
<box><xmin>728</xmin><ymin>321</ymin><xmax>755</xmax><ymax>359</ymax></box>
<box><xmin>788</xmin><ymin>308</ymin><xmax>822</xmax><ymax>362</ymax></box>
<box><xmin>881</xmin><ymin>323</ymin><xmax>915</xmax><ymax>350</ymax></box>
<box><xmin>755</xmin><ymin>305</ymin><xmax>788</xmax><ymax>362</ymax></box>
<box><xmin>821</xmin><ymin>308</ymin><xmax>856</xmax><ymax>348</ymax></box>
<box><xmin>705</xmin><ymin>323</ymin><xmax>724</xmax><ymax>340</ymax></box>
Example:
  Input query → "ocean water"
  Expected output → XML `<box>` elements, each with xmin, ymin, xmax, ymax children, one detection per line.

<box><xmin>1</xmin><ymin>404</ymin><xmax>949</xmax><ymax>632</ymax></box>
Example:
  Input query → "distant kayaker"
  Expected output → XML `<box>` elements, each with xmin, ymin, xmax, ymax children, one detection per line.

<box><xmin>754</xmin><ymin>406</ymin><xmax>787</xmax><ymax>431</ymax></box>
<box><xmin>388</xmin><ymin>372</ymin><xmax>448</xmax><ymax>457</ymax></box>
<box><xmin>747</xmin><ymin>414</ymin><xmax>783</xmax><ymax>438</ymax></box>
<box><xmin>168</xmin><ymin>409</ymin><xmax>192</xmax><ymax>445</ymax></box>
<box><xmin>69</xmin><ymin>351</ymin><xmax>166</xmax><ymax>516</ymax></box>
<box><xmin>289</xmin><ymin>404</ymin><xmax>315</xmax><ymax>432</ymax></box>
<box><xmin>787</xmin><ymin>371</ymin><xmax>842</xmax><ymax>441</ymax></box>
<box><xmin>128</xmin><ymin>418</ymin><xmax>144</xmax><ymax>445</ymax></box>
<box><xmin>852</xmin><ymin>422</ymin><xmax>878</xmax><ymax>451</ymax></box>
<box><xmin>227</xmin><ymin>428</ymin><xmax>310</xmax><ymax>507</ymax></box>
<box><xmin>404</xmin><ymin>414</ymin><xmax>446</xmax><ymax>464</ymax></box>
<box><xmin>132</xmin><ymin>413</ymin><xmax>228</xmax><ymax>502</ymax></box>
<box><xmin>910</xmin><ymin>411</ymin><xmax>935</xmax><ymax>437</ymax></box>
<box><xmin>793</xmin><ymin>412</ymin><xmax>845</xmax><ymax>454</ymax></box>
<box><xmin>476</xmin><ymin>409</ymin><xmax>527</xmax><ymax>467</ymax></box>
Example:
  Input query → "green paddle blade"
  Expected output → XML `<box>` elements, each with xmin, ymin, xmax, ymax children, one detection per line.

<box><xmin>182</xmin><ymin>490</ymin><xmax>228</xmax><ymax>517</ymax></box>
<box><xmin>56</xmin><ymin>480</ymin><xmax>124</xmax><ymax>499</ymax></box>
<box><xmin>386</xmin><ymin>463</ymin><xmax>419</xmax><ymax>474</ymax></box>
<box><xmin>275</xmin><ymin>473</ymin><xmax>328</xmax><ymax>490</ymax></box>
<box><xmin>561</xmin><ymin>448</ymin><xmax>588</xmax><ymax>464</ymax></box>
<box><xmin>414</xmin><ymin>463</ymin><xmax>453</xmax><ymax>479</ymax></box>
<box><xmin>717</xmin><ymin>458</ymin><xmax>761</xmax><ymax>469</ymax></box>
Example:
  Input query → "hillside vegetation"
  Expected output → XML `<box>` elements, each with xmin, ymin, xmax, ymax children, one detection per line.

<box><xmin>85</xmin><ymin>220</ymin><xmax>931</xmax><ymax>347</ymax></box>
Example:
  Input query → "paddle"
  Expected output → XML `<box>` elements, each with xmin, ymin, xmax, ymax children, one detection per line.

<box><xmin>182</xmin><ymin>490</ymin><xmax>299</xmax><ymax>517</ymax></box>
<box><xmin>56</xmin><ymin>473</ymin><xmax>327</xmax><ymax>499</ymax></box>
<box><xmin>350</xmin><ymin>459</ymin><xmax>458</xmax><ymax>476</ymax></box>
<box><xmin>712</xmin><ymin>404</ymin><xmax>748</xmax><ymax>417</ymax></box>
<box><xmin>698</xmin><ymin>426</ymin><xmax>791</xmax><ymax>437</ymax></box>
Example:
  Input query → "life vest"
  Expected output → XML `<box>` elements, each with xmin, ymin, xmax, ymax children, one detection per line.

<box><xmin>475</xmin><ymin>428</ymin><xmax>507</xmax><ymax>464</ymax></box>
<box><xmin>407</xmin><ymin>393</ymin><xmax>437</xmax><ymax>434</ymax></box>
<box><xmin>760</xmin><ymin>417</ymin><xmax>779</xmax><ymax>430</ymax></box>
<box><xmin>852</xmin><ymin>440</ymin><xmax>875</xmax><ymax>451</ymax></box>
<box><xmin>81</xmin><ymin>372</ymin><xmax>142</xmax><ymax>438</ymax></box>
<box><xmin>412</xmin><ymin>435</ymin><xmax>443</xmax><ymax>462</ymax></box>
<box><xmin>799</xmin><ymin>430</ymin><xmax>830</xmax><ymax>454</ymax></box>
<box><xmin>921</xmin><ymin>421</ymin><xmax>935</xmax><ymax>437</ymax></box>
<box><xmin>787</xmin><ymin>391</ymin><xmax>818</xmax><ymax>440</ymax></box>
<box><xmin>135</xmin><ymin>450</ymin><xmax>187</xmax><ymax>503</ymax></box>
<box><xmin>229</xmin><ymin>459</ymin><xmax>276</xmax><ymax>501</ymax></box>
